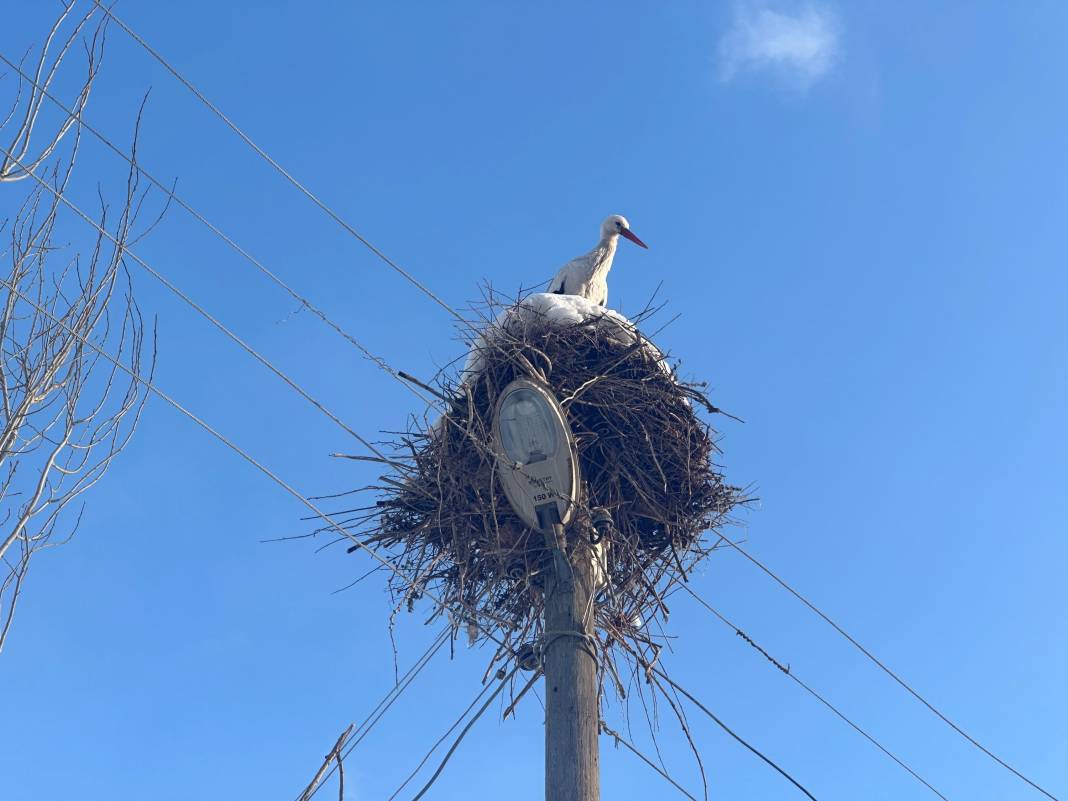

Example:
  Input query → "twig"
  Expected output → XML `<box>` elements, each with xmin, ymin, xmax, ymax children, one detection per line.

<box><xmin>297</xmin><ymin>724</ymin><xmax>354</xmax><ymax>801</ymax></box>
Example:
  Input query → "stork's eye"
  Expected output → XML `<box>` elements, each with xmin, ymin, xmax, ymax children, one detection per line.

<box><xmin>615</xmin><ymin>221</ymin><xmax>623</xmax><ymax>229</ymax></box>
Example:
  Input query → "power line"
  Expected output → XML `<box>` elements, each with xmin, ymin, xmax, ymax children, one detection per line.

<box><xmin>0</xmin><ymin>49</ymin><xmax>435</xmax><ymax>409</ymax></box>
<box><xmin>0</xmin><ymin>143</ymin><xmax>396</xmax><ymax>463</ymax></box>
<box><xmin>297</xmin><ymin>627</ymin><xmax>452</xmax><ymax>801</ymax></box>
<box><xmin>345</xmin><ymin>630</ymin><xmax>451</xmax><ymax>754</ymax></box>
<box><xmin>677</xmin><ymin>582</ymin><xmax>950</xmax><ymax>800</ymax></box>
<box><xmin>719</xmin><ymin>536</ymin><xmax>1059</xmax><ymax>801</ymax></box>
<box><xmin>649</xmin><ymin>666</ymin><xmax>819</xmax><ymax>801</ymax></box>
<box><xmin>601</xmin><ymin>722</ymin><xmax>702</xmax><ymax>801</ymax></box>
<box><xmin>384</xmin><ymin>672</ymin><xmax>499</xmax><ymax>801</ymax></box>
<box><xmin>89</xmin><ymin>0</ymin><xmax>462</xmax><ymax>322</ymax></box>
<box><xmin>408</xmin><ymin>665</ymin><xmax>519</xmax><ymax>801</ymax></box>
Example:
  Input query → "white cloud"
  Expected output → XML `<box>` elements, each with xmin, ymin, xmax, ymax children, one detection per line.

<box><xmin>719</xmin><ymin>2</ymin><xmax>839</xmax><ymax>89</ymax></box>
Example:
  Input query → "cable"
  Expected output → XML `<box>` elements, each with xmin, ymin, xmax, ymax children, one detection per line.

<box><xmin>0</xmin><ymin>143</ymin><xmax>395</xmax><ymax>463</ymax></box>
<box><xmin>408</xmin><ymin>665</ymin><xmax>519</xmax><ymax>801</ymax></box>
<box><xmin>649</xmin><ymin>666</ymin><xmax>819</xmax><ymax>801</ymax></box>
<box><xmin>89</xmin><ymin>0</ymin><xmax>462</xmax><ymax>322</ymax></box>
<box><xmin>346</xmin><ymin>630</ymin><xmax>451</xmax><ymax>753</ymax></box>
<box><xmin>0</xmin><ymin>50</ymin><xmax>435</xmax><ymax>409</ymax></box>
<box><xmin>720</xmin><ymin>536</ymin><xmax>1059</xmax><ymax>801</ymax></box>
<box><xmin>601</xmin><ymin>722</ymin><xmax>702</xmax><ymax>801</ymax></box>
<box><xmin>296</xmin><ymin>627</ymin><xmax>452</xmax><ymax>801</ymax></box>
<box><xmin>385</xmin><ymin>674</ymin><xmax>499</xmax><ymax>801</ymax></box>
<box><xmin>678</xmin><ymin>582</ymin><xmax>949</xmax><ymax>800</ymax></box>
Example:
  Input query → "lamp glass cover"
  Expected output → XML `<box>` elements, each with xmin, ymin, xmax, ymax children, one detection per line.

<box><xmin>498</xmin><ymin>388</ymin><xmax>559</xmax><ymax>465</ymax></box>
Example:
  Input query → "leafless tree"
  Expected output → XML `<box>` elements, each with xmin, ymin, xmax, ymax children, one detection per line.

<box><xmin>0</xmin><ymin>3</ymin><xmax>158</xmax><ymax>655</ymax></box>
<box><xmin>1</xmin><ymin>2</ymin><xmax>101</xmax><ymax>184</ymax></box>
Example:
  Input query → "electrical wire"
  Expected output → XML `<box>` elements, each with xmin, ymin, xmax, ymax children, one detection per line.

<box><xmin>296</xmin><ymin>626</ymin><xmax>452</xmax><ymax>801</ymax></box>
<box><xmin>677</xmin><ymin>582</ymin><xmax>950</xmax><ymax>800</ymax></box>
<box><xmin>384</xmin><ymin>673</ymin><xmax>499</xmax><ymax>801</ymax></box>
<box><xmin>346</xmin><ymin>630</ymin><xmax>451</xmax><ymax>753</ymax></box>
<box><xmin>0</xmin><ymin>49</ymin><xmax>435</xmax><ymax>410</ymax></box>
<box><xmin>408</xmin><ymin>665</ymin><xmax>519</xmax><ymax>801</ymax></box>
<box><xmin>89</xmin><ymin>0</ymin><xmax>462</xmax><ymax>323</ymax></box>
<box><xmin>601</xmin><ymin>722</ymin><xmax>702</xmax><ymax>801</ymax></box>
<box><xmin>0</xmin><ymin>142</ymin><xmax>393</xmax><ymax>461</ymax></box>
<box><xmin>649</xmin><ymin>666</ymin><xmax>819</xmax><ymax>801</ymax></box>
<box><xmin>719</xmin><ymin>536</ymin><xmax>1059</xmax><ymax>801</ymax></box>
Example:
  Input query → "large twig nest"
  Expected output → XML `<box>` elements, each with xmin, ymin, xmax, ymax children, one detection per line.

<box><xmin>355</xmin><ymin>293</ymin><xmax>742</xmax><ymax>682</ymax></box>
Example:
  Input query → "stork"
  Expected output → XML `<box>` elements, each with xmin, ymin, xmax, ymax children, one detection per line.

<box><xmin>547</xmin><ymin>214</ymin><xmax>648</xmax><ymax>307</ymax></box>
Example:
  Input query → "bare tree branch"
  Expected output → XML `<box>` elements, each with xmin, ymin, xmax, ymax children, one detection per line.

<box><xmin>298</xmin><ymin>725</ymin><xmax>354</xmax><ymax>801</ymax></box>
<box><xmin>1</xmin><ymin>3</ymin><xmax>105</xmax><ymax>183</ymax></box>
<box><xmin>0</xmin><ymin>4</ymin><xmax>158</xmax><ymax>656</ymax></box>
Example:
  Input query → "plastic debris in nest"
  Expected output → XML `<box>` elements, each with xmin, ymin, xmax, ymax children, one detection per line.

<box><xmin>348</xmin><ymin>292</ymin><xmax>744</xmax><ymax>696</ymax></box>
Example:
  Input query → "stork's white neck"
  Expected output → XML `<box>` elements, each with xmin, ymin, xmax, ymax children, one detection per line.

<box><xmin>593</xmin><ymin>234</ymin><xmax>618</xmax><ymax>266</ymax></box>
<box><xmin>597</xmin><ymin>234</ymin><xmax>619</xmax><ymax>269</ymax></box>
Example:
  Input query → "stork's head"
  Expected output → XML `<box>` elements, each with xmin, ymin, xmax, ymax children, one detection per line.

<box><xmin>601</xmin><ymin>214</ymin><xmax>649</xmax><ymax>249</ymax></box>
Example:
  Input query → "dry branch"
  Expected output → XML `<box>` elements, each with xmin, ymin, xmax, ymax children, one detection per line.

<box><xmin>297</xmin><ymin>724</ymin><xmax>354</xmax><ymax>801</ymax></box>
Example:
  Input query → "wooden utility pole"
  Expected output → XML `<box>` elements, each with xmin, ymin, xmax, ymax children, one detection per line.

<box><xmin>543</xmin><ymin>525</ymin><xmax>600</xmax><ymax>801</ymax></box>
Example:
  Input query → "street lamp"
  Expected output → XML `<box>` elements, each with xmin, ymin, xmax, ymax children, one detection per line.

<box><xmin>493</xmin><ymin>378</ymin><xmax>597</xmax><ymax>801</ymax></box>
<box><xmin>492</xmin><ymin>378</ymin><xmax>579</xmax><ymax>532</ymax></box>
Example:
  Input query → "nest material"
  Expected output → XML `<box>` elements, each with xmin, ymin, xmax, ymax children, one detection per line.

<box><xmin>356</xmin><ymin>295</ymin><xmax>743</xmax><ymax>688</ymax></box>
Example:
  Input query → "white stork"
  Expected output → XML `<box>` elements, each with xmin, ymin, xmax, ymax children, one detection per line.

<box><xmin>547</xmin><ymin>214</ymin><xmax>648</xmax><ymax>307</ymax></box>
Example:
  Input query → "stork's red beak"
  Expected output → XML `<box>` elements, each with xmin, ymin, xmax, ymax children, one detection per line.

<box><xmin>620</xmin><ymin>228</ymin><xmax>649</xmax><ymax>249</ymax></box>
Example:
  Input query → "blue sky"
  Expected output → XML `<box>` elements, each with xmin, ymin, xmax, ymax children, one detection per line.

<box><xmin>2</xmin><ymin>2</ymin><xmax>1066</xmax><ymax>799</ymax></box>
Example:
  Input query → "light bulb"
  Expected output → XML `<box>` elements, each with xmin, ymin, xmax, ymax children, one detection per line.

<box><xmin>498</xmin><ymin>388</ymin><xmax>559</xmax><ymax>465</ymax></box>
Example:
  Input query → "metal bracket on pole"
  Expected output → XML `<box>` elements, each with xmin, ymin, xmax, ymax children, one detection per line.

<box><xmin>536</xmin><ymin>503</ymin><xmax>573</xmax><ymax>593</ymax></box>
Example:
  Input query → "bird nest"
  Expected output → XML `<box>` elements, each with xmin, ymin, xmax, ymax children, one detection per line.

<box><xmin>343</xmin><ymin>293</ymin><xmax>743</xmax><ymax>695</ymax></box>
